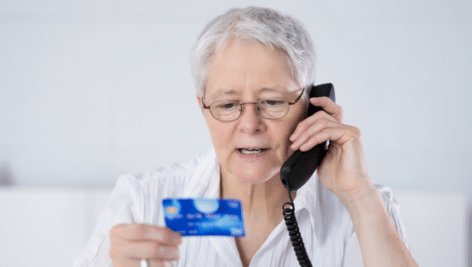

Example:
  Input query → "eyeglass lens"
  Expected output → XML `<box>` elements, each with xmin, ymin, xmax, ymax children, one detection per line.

<box><xmin>210</xmin><ymin>99</ymin><xmax>290</xmax><ymax>121</ymax></box>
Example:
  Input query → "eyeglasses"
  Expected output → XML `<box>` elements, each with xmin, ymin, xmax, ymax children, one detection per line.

<box><xmin>202</xmin><ymin>88</ymin><xmax>305</xmax><ymax>122</ymax></box>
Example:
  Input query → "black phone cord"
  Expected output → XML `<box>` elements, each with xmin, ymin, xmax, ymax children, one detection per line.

<box><xmin>282</xmin><ymin>191</ymin><xmax>312</xmax><ymax>267</ymax></box>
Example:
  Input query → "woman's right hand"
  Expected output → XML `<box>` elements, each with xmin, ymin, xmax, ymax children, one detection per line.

<box><xmin>110</xmin><ymin>223</ymin><xmax>182</xmax><ymax>267</ymax></box>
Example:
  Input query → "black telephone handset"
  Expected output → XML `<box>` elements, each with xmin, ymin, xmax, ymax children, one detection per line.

<box><xmin>281</xmin><ymin>83</ymin><xmax>336</xmax><ymax>192</ymax></box>
<box><xmin>280</xmin><ymin>83</ymin><xmax>335</xmax><ymax>267</ymax></box>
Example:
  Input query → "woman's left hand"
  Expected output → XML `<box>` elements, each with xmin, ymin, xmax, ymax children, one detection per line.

<box><xmin>289</xmin><ymin>96</ymin><xmax>374</xmax><ymax>202</ymax></box>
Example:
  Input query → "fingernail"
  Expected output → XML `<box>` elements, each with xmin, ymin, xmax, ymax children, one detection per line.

<box><xmin>164</xmin><ymin>261</ymin><xmax>173</xmax><ymax>267</ymax></box>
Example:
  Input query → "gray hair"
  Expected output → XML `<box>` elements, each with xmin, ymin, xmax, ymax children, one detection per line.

<box><xmin>190</xmin><ymin>6</ymin><xmax>316</xmax><ymax>98</ymax></box>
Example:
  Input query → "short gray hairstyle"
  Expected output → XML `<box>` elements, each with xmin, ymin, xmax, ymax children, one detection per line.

<box><xmin>190</xmin><ymin>6</ymin><xmax>316</xmax><ymax>98</ymax></box>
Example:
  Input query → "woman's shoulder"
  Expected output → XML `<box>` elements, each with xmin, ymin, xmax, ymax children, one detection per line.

<box><xmin>314</xmin><ymin>180</ymin><xmax>401</xmax><ymax>211</ymax></box>
<box><xmin>106</xmin><ymin>149</ymin><xmax>217</xmax><ymax>223</ymax></box>
<box><xmin>116</xmin><ymin>149</ymin><xmax>215</xmax><ymax>192</ymax></box>
<box><xmin>308</xmin><ymin>178</ymin><xmax>405</xmax><ymax>228</ymax></box>
<box><xmin>317</xmin><ymin>182</ymin><xmax>409</xmax><ymax>246</ymax></box>
<box><xmin>374</xmin><ymin>184</ymin><xmax>400</xmax><ymax>206</ymax></box>
<box><xmin>110</xmin><ymin>149</ymin><xmax>216</xmax><ymax>202</ymax></box>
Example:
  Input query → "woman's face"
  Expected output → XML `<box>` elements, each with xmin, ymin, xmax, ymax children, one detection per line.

<box><xmin>197</xmin><ymin>39</ymin><xmax>307</xmax><ymax>184</ymax></box>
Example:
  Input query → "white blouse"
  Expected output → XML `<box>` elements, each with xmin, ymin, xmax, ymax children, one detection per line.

<box><xmin>73</xmin><ymin>149</ymin><xmax>409</xmax><ymax>267</ymax></box>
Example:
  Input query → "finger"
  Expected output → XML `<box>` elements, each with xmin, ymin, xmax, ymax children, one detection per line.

<box><xmin>309</xmin><ymin>97</ymin><xmax>343</xmax><ymax>123</ymax></box>
<box><xmin>110</xmin><ymin>256</ymin><xmax>136</xmax><ymax>267</ymax></box>
<box><xmin>299</xmin><ymin>125</ymin><xmax>361</xmax><ymax>151</ymax></box>
<box><xmin>113</xmin><ymin>224</ymin><xmax>181</xmax><ymax>245</ymax></box>
<box><xmin>291</xmin><ymin>118</ymin><xmax>339</xmax><ymax>151</ymax></box>
<box><xmin>147</xmin><ymin>260</ymin><xmax>174</xmax><ymax>267</ymax></box>
<box><xmin>290</xmin><ymin>110</ymin><xmax>338</xmax><ymax>143</ymax></box>
<box><xmin>299</xmin><ymin>129</ymin><xmax>332</xmax><ymax>152</ymax></box>
<box><xmin>117</xmin><ymin>240</ymin><xmax>180</xmax><ymax>261</ymax></box>
<box><xmin>111</xmin><ymin>257</ymin><xmax>171</xmax><ymax>267</ymax></box>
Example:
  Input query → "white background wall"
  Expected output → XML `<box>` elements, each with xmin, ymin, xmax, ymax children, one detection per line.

<box><xmin>0</xmin><ymin>0</ymin><xmax>471</xmax><ymax>265</ymax></box>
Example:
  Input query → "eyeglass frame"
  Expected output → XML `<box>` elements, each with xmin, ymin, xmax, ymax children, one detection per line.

<box><xmin>201</xmin><ymin>88</ymin><xmax>305</xmax><ymax>122</ymax></box>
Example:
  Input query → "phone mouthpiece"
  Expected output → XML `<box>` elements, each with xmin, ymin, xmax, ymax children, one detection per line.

<box><xmin>280</xmin><ymin>143</ymin><xmax>326</xmax><ymax>192</ymax></box>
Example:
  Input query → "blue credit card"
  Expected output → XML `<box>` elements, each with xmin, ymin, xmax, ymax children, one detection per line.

<box><xmin>162</xmin><ymin>198</ymin><xmax>245</xmax><ymax>237</ymax></box>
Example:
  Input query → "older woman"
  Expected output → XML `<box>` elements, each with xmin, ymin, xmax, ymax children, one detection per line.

<box><xmin>74</xmin><ymin>7</ymin><xmax>417</xmax><ymax>267</ymax></box>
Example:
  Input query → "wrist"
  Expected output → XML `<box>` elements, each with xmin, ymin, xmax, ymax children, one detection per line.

<box><xmin>338</xmin><ymin>183</ymin><xmax>382</xmax><ymax>223</ymax></box>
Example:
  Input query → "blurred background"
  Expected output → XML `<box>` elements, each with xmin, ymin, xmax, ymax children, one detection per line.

<box><xmin>0</xmin><ymin>0</ymin><xmax>471</xmax><ymax>266</ymax></box>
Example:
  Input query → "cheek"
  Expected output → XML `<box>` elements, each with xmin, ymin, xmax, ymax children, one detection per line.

<box><xmin>279</xmin><ymin>115</ymin><xmax>303</xmax><ymax>140</ymax></box>
<box><xmin>275</xmin><ymin>110</ymin><xmax>306</xmax><ymax>152</ymax></box>
<box><xmin>206</xmin><ymin>119</ymin><xmax>232</xmax><ymax>149</ymax></box>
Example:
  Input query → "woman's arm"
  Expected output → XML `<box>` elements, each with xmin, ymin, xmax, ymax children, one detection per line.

<box><xmin>341</xmin><ymin>184</ymin><xmax>417</xmax><ymax>267</ymax></box>
<box><xmin>290</xmin><ymin>95</ymin><xmax>418</xmax><ymax>267</ymax></box>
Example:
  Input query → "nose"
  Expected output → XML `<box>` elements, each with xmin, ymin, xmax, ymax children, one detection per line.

<box><xmin>238</xmin><ymin>103</ymin><xmax>267</xmax><ymax>134</ymax></box>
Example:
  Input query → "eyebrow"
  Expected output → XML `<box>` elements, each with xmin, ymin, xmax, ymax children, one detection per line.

<box><xmin>212</xmin><ymin>87</ymin><xmax>283</xmax><ymax>97</ymax></box>
<box><xmin>212</xmin><ymin>89</ymin><xmax>239</xmax><ymax>97</ymax></box>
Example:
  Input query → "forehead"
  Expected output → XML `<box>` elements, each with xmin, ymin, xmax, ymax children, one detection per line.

<box><xmin>205</xmin><ymin>39</ymin><xmax>298</xmax><ymax>98</ymax></box>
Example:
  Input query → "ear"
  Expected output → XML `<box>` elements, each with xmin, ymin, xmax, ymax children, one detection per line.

<box><xmin>196</xmin><ymin>93</ymin><xmax>203</xmax><ymax>109</ymax></box>
<box><xmin>196</xmin><ymin>93</ymin><xmax>209</xmax><ymax>127</ymax></box>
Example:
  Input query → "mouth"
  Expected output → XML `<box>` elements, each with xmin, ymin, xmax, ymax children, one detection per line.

<box><xmin>237</xmin><ymin>148</ymin><xmax>269</xmax><ymax>155</ymax></box>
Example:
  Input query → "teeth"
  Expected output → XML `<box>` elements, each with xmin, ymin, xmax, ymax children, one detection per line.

<box><xmin>239</xmin><ymin>148</ymin><xmax>265</xmax><ymax>154</ymax></box>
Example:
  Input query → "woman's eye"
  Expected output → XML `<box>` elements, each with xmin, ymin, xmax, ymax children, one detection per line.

<box><xmin>262</xmin><ymin>99</ymin><xmax>285</xmax><ymax>106</ymax></box>
<box><xmin>217</xmin><ymin>102</ymin><xmax>237</xmax><ymax>110</ymax></box>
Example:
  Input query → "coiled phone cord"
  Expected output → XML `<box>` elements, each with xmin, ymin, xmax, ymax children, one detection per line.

<box><xmin>282</xmin><ymin>191</ymin><xmax>312</xmax><ymax>267</ymax></box>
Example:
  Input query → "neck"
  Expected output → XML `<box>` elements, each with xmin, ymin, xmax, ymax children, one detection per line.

<box><xmin>220</xmin><ymin>168</ymin><xmax>297</xmax><ymax>267</ymax></box>
<box><xmin>219</xmin><ymin>170</ymin><xmax>295</xmax><ymax>224</ymax></box>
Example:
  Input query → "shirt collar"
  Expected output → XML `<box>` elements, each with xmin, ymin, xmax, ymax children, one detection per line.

<box><xmin>183</xmin><ymin>148</ymin><xmax>220</xmax><ymax>198</ymax></box>
<box><xmin>292</xmin><ymin>171</ymin><xmax>320</xmax><ymax>227</ymax></box>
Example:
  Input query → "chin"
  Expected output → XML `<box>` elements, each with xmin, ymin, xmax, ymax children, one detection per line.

<box><xmin>232</xmin><ymin>166</ymin><xmax>279</xmax><ymax>184</ymax></box>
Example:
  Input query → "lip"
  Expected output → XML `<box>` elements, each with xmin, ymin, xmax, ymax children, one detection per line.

<box><xmin>234</xmin><ymin>148</ymin><xmax>270</xmax><ymax>159</ymax></box>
